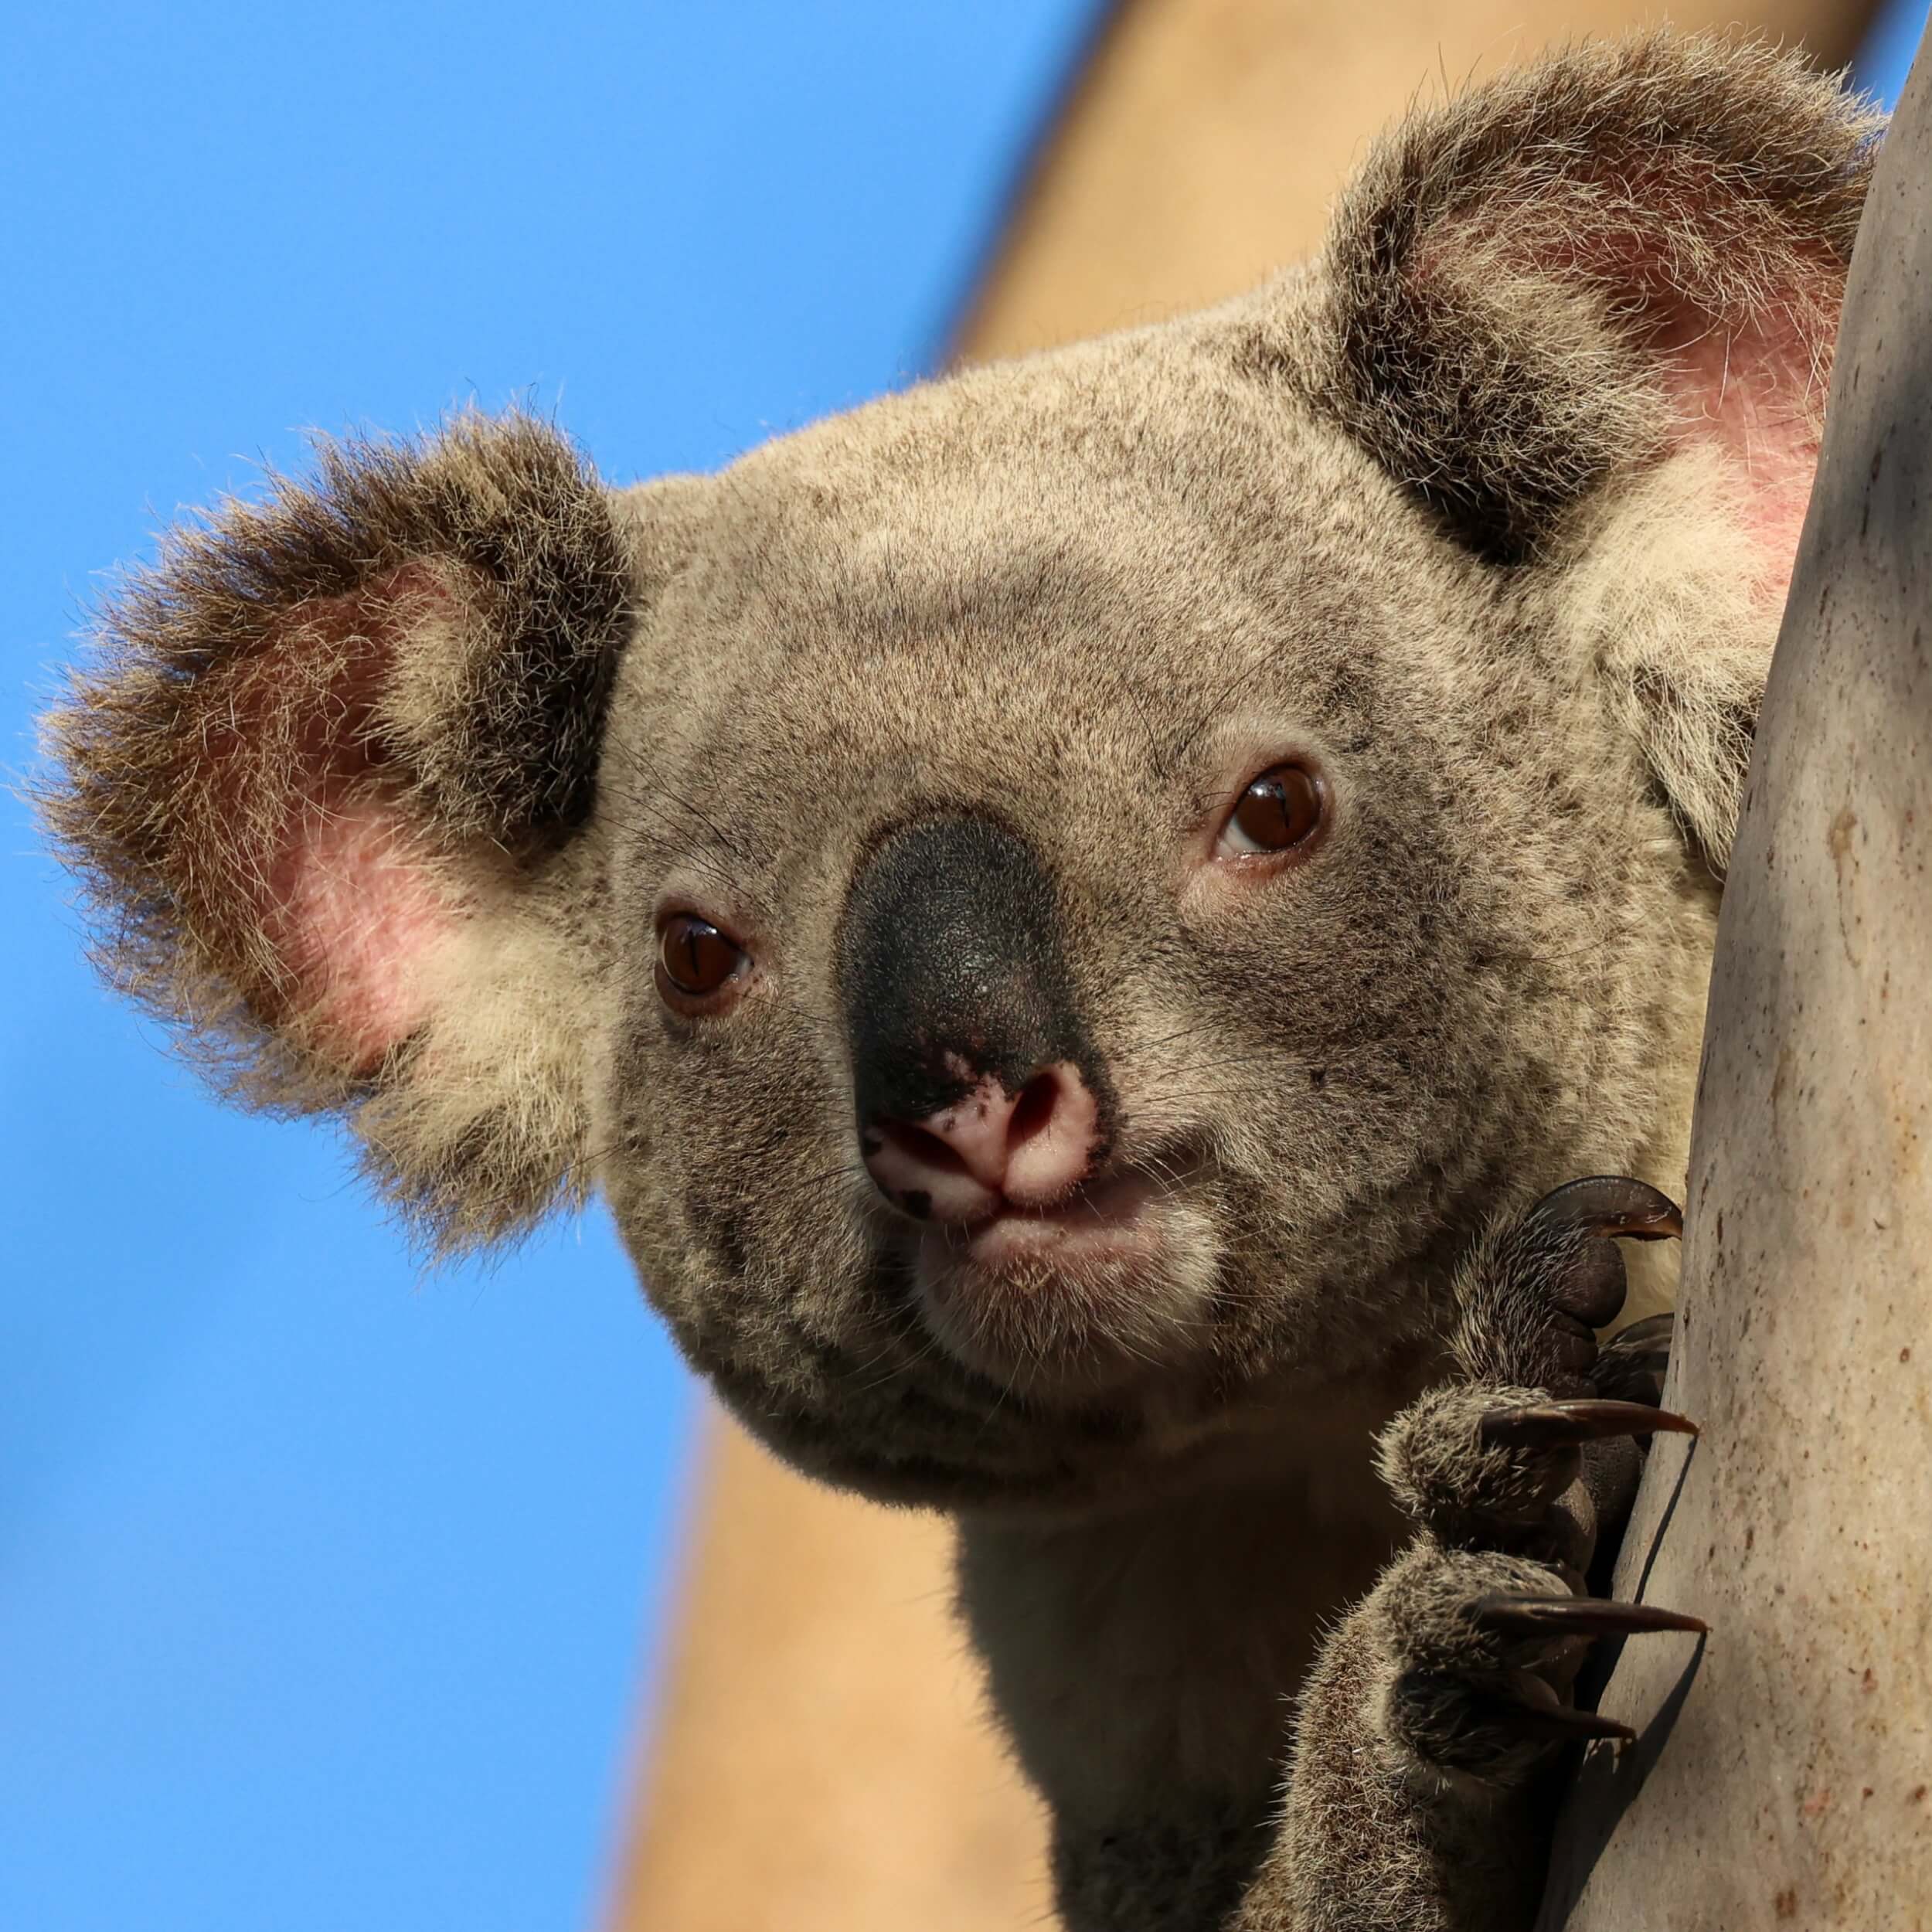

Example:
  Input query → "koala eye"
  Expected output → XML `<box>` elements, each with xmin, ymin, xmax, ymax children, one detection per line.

<box><xmin>655</xmin><ymin>913</ymin><xmax>749</xmax><ymax>1008</ymax></box>
<box><xmin>1216</xmin><ymin>761</ymin><xmax>1325</xmax><ymax>858</ymax></box>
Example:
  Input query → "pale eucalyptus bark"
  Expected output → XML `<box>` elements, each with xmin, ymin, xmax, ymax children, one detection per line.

<box><xmin>1539</xmin><ymin>36</ymin><xmax>1932</xmax><ymax>1932</ymax></box>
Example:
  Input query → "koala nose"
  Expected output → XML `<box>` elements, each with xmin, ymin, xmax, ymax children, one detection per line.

<box><xmin>861</xmin><ymin>1062</ymin><xmax>1100</xmax><ymax>1223</ymax></box>
<box><xmin>838</xmin><ymin>814</ymin><xmax>1116</xmax><ymax>1225</ymax></box>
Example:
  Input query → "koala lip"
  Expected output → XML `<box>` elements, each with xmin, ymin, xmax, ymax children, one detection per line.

<box><xmin>951</xmin><ymin>1167</ymin><xmax>1162</xmax><ymax>1270</ymax></box>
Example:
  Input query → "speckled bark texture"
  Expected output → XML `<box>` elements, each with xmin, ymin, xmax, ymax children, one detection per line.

<box><xmin>1539</xmin><ymin>36</ymin><xmax>1932</xmax><ymax>1932</ymax></box>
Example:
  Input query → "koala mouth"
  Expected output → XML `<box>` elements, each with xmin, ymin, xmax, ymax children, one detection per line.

<box><xmin>906</xmin><ymin>1162</ymin><xmax>1222</xmax><ymax>1402</ymax></box>
<box><xmin>951</xmin><ymin>1166</ymin><xmax>1161</xmax><ymax>1266</ymax></box>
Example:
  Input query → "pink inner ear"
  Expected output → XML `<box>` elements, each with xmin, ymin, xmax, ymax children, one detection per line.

<box><xmin>264</xmin><ymin>788</ymin><xmax>454</xmax><ymax>1074</ymax></box>
<box><xmin>1435</xmin><ymin>171</ymin><xmax>1842</xmax><ymax>596</ymax></box>
<box><xmin>1651</xmin><ymin>298</ymin><xmax>1825</xmax><ymax>595</ymax></box>
<box><xmin>209</xmin><ymin>565</ymin><xmax>461</xmax><ymax>1077</ymax></box>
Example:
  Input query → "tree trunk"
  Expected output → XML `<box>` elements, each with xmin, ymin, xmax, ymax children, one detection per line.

<box><xmin>1541</xmin><ymin>33</ymin><xmax>1932</xmax><ymax>1932</ymax></box>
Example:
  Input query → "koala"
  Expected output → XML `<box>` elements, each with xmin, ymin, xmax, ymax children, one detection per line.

<box><xmin>39</xmin><ymin>32</ymin><xmax>1878</xmax><ymax>1932</ymax></box>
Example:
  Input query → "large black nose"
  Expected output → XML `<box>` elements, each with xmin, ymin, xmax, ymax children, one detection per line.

<box><xmin>838</xmin><ymin>816</ymin><xmax>1114</xmax><ymax>1218</ymax></box>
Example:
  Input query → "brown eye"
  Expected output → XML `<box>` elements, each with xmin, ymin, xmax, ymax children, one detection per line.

<box><xmin>1219</xmin><ymin>762</ymin><xmax>1325</xmax><ymax>857</ymax></box>
<box><xmin>655</xmin><ymin>913</ymin><xmax>747</xmax><ymax>1005</ymax></box>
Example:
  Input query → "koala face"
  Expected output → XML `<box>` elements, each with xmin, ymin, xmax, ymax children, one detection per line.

<box><xmin>590</xmin><ymin>327</ymin><xmax>1701</xmax><ymax>1504</ymax></box>
<box><xmin>39</xmin><ymin>37</ymin><xmax>1876</xmax><ymax>1512</ymax></box>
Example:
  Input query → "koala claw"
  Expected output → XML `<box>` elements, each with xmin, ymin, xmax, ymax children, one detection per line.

<box><xmin>1488</xmin><ymin>1696</ymin><xmax>1638</xmax><ymax>1749</ymax></box>
<box><xmin>1471</xmin><ymin>1592</ymin><xmax>1708</xmax><ymax>1640</ymax></box>
<box><xmin>1589</xmin><ymin>1313</ymin><xmax>1678</xmax><ymax>1407</ymax></box>
<box><xmin>1478</xmin><ymin>1396</ymin><xmax>1697</xmax><ymax>1451</ymax></box>
<box><xmin>1528</xmin><ymin>1175</ymin><xmax>1684</xmax><ymax>1247</ymax></box>
<box><xmin>1600</xmin><ymin>1311</ymin><xmax>1677</xmax><ymax>1355</ymax></box>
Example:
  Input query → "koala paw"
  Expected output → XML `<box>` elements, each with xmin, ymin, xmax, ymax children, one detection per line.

<box><xmin>1370</xmin><ymin>1178</ymin><xmax>1703</xmax><ymax>1789</ymax></box>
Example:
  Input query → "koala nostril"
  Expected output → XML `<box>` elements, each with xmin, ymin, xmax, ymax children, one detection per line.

<box><xmin>1007</xmin><ymin>1073</ymin><xmax>1060</xmax><ymax>1151</ymax></box>
<box><xmin>862</xmin><ymin>1100</ymin><xmax>1006</xmax><ymax>1225</ymax></box>
<box><xmin>875</xmin><ymin>1120</ymin><xmax>971</xmax><ymax>1179</ymax></box>
<box><xmin>998</xmin><ymin>1063</ymin><xmax>1100</xmax><ymax>1209</ymax></box>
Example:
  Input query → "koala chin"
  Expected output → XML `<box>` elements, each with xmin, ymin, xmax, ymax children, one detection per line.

<box><xmin>42</xmin><ymin>32</ymin><xmax>1879</xmax><ymax>1932</ymax></box>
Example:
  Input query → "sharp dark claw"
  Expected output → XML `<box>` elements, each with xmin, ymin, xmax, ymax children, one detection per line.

<box><xmin>1600</xmin><ymin>1312</ymin><xmax>1676</xmax><ymax>1357</ymax></box>
<box><xmin>1592</xmin><ymin>1314</ymin><xmax>1679</xmax><ymax>1405</ymax></box>
<box><xmin>1474</xmin><ymin>1593</ymin><xmax>1709</xmax><ymax>1639</ymax></box>
<box><xmin>1493</xmin><ymin>1702</ymin><xmax>1637</xmax><ymax>1747</ymax></box>
<box><xmin>1528</xmin><ymin>1176</ymin><xmax>1684</xmax><ymax>1244</ymax></box>
<box><xmin>1479</xmin><ymin>1397</ymin><xmax>1699</xmax><ymax>1451</ymax></box>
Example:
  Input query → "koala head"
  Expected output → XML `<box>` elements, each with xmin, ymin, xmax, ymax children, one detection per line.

<box><xmin>43</xmin><ymin>37</ymin><xmax>1876</xmax><ymax>1510</ymax></box>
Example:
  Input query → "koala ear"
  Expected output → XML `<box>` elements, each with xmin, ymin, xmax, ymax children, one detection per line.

<box><xmin>1314</xmin><ymin>35</ymin><xmax>1881</xmax><ymax>874</ymax></box>
<box><xmin>42</xmin><ymin>412</ymin><xmax>694</xmax><ymax>1250</ymax></box>
<box><xmin>1321</xmin><ymin>34</ymin><xmax>1878</xmax><ymax>565</ymax></box>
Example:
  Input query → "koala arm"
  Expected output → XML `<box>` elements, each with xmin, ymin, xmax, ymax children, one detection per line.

<box><xmin>1235</xmin><ymin>1181</ymin><xmax>1699</xmax><ymax>1932</ymax></box>
<box><xmin>1239</xmin><ymin>1607</ymin><xmax>1549</xmax><ymax>1932</ymax></box>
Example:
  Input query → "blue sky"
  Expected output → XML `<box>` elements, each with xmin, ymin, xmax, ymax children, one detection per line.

<box><xmin>1864</xmin><ymin>0</ymin><xmax>1931</xmax><ymax>100</ymax></box>
<box><xmin>2</xmin><ymin>5</ymin><xmax>1922</xmax><ymax>1929</ymax></box>
<box><xmin>0</xmin><ymin>7</ymin><xmax>1101</xmax><ymax>1928</ymax></box>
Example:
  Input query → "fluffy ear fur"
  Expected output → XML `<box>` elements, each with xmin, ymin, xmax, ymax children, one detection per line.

<box><xmin>1315</xmin><ymin>33</ymin><xmax>1881</xmax><ymax>871</ymax></box>
<box><xmin>39</xmin><ymin>411</ymin><xmax>672</xmax><ymax>1250</ymax></box>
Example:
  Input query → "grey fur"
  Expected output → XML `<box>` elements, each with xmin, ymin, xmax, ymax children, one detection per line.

<box><xmin>36</xmin><ymin>32</ymin><xmax>1877</xmax><ymax>1930</ymax></box>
